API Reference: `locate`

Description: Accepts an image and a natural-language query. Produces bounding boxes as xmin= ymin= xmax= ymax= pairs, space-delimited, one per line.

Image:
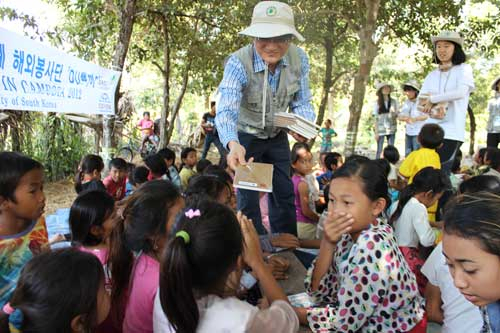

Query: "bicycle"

xmin=117 ymin=132 xmax=157 ymax=163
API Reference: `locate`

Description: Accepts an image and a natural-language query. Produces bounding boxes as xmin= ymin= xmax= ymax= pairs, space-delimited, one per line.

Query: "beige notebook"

xmin=233 ymin=162 xmax=273 ymax=193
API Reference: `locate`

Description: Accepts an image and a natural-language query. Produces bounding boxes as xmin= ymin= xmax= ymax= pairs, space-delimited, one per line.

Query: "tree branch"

xmin=152 ymin=61 xmax=166 ymax=76
xmin=172 ymin=12 xmax=220 ymax=28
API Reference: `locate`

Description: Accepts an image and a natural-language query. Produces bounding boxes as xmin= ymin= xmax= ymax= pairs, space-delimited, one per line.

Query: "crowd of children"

xmin=3 ymin=116 xmax=500 ymax=333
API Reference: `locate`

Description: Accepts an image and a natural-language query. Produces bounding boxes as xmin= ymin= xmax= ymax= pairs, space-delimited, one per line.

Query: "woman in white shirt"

xmin=420 ymin=31 xmax=475 ymax=173
xmin=390 ymin=167 xmax=448 ymax=295
xmin=373 ymin=82 xmax=399 ymax=159
xmin=487 ymin=76 xmax=500 ymax=148
xmin=398 ymin=80 xmax=428 ymax=156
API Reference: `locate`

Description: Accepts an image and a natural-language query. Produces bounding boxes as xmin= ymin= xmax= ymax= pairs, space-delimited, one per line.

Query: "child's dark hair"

xmin=0 ymin=152 xmax=43 ymax=202
xmin=159 ymin=200 xmax=243 ymax=333
xmin=375 ymin=158 xmax=391 ymax=178
xmin=109 ymin=157 xmax=127 ymax=171
xmin=488 ymin=148 xmax=500 ymax=170
xmin=130 ymin=166 xmax=149 ymax=186
xmin=184 ymin=175 xmax=231 ymax=206
xmin=383 ymin=145 xmax=400 ymax=164
xmin=203 ymin=165 xmax=232 ymax=185
xmin=291 ymin=142 xmax=311 ymax=164
xmin=324 ymin=152 xmax=342 ymax=171
xmin=444 ymin=192 xmax=500 ymax=256
xmin=376 ymin=89 xmax=392 ymax=114
xmin=157 ymin=147 xmax=176 ymax=162
xmin=484 ymin=147 xmax=497 ymax=165
xmin=143 ymin=111 xmax=150 ymax=117
xmin=477 ymin=147 xmax=488 ymax=165
xmin=451 ymin=156 xmax=461 ymax=173
xmin=390 ymin=167 xmax=448 ymax=224
xmin=107 ymin=180 xmax=181 ymax=317
xmin=69 ymin=190 xmax=115 ymax=247
xmin=144 ymin=153 xmax=168 ymax=178
xmin=433 ymin=41 xmax=467 ymax=65
xmin=0 ymin=248 xmax=105 ymax=333
xmin=331 ymin=159 xmax=390 ymax=209
xmin=180 ymin=147 xmax=197 ymax=171
xmin=74 ymin=154 xmax=104 ymax=193
xmin=459 ymin=175 xmax=500 ymax=195
xmin=196 ymin=159 xmax=212 ymax=174
xmin=418 ymin=124 xmax=444 ymax=149
xmin=344 ymin=154 xmax=370 ymax=164
xmin=323 ymin=184 xmax=330 ymax=203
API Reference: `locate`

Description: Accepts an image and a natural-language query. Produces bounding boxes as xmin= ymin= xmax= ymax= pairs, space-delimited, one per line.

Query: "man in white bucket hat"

xmin=215 ymin=1 xmax=315 ymax=235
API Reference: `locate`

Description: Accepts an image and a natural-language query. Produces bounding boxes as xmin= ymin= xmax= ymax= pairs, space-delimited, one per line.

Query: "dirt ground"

xmin=44 ymin=179 xmax=76 ymax=215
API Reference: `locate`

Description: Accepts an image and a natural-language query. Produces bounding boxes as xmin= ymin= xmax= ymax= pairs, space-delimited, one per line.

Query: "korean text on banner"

xmin=0 ymin=28 xmax=121 ymax=115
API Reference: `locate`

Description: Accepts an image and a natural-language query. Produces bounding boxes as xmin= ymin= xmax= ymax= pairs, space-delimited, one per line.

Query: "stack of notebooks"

xmin=274 ymin=112 xmax=320 ymax=140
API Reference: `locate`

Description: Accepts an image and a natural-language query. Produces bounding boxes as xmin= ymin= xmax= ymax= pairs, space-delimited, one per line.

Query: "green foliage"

xmin=0 ymin=6 xmax=40 ymax=35
xmin=47 ymin=0 xmax=120 ymax=65
xmin=2 ymin=113 xmax=92 ymax=181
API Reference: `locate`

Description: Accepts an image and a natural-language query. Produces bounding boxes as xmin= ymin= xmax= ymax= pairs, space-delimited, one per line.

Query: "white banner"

xmin=0 ymin=28 xmax=121 ymax=115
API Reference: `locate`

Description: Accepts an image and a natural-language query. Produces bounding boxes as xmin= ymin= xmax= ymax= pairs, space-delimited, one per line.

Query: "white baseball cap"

xmin=239 ymin=1 xmax=305 ymax=42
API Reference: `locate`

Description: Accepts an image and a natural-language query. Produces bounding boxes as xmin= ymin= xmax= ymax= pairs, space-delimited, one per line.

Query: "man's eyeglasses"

xmin=255 ymin=35 xmax=293 ymax=44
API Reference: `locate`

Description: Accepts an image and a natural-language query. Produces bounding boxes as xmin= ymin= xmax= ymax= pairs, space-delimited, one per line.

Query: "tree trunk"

xmin=10 ymin=123 xmax=21 ymax=152
xmin=158 ymin=13 xmax=171 ymax=149
xmin=343 ymin=0 xmax=380 ymax=156
xmin=468 ymin=104 xmax=476 ymax=156
xmin=102 ymin=0 xmax=136 ymax=165
xmin=166 ymin=59 xmax=192 ymax=144
xmin=316 ymin=38 xmax=334 ymax=128
xmin=94 ymin=127 xmax=102 ymax=154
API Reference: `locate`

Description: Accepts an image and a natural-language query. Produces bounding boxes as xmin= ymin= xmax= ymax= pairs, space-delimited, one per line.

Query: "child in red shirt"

xmin=103 ymin=158 xmax=127 ymax=201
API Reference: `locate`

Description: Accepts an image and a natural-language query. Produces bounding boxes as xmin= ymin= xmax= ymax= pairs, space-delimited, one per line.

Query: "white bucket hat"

xmin=402 ymin=80 xmax=421 ymax=91
xmin=492 ymin=76 xmax=500 ymax=91
xmin=239 ymin=1 xmax=305 ymax=42
xmin=375 ymin=82 xmax=393 ymax=92
xmin=431 ymin=31 xmax=464 ymax=47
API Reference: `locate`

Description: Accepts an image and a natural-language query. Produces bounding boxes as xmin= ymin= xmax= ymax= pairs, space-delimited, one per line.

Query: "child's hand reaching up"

xmin=237 ymin=211 xmax=289 ymax=305
xmin=237 ymin=211 xmax=264 ymax=269
xmin=323 ymin=211 xmax=353 ymax=244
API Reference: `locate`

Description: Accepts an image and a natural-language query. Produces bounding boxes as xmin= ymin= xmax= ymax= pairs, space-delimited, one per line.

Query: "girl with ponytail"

xmin=153 ymin=200 xmax=299 ymax=333
xmin=107 ymin=180 xmax=184 ymax=333
xmin=74 ymin=154 xmax=105 ymax=194
xmin=390 ymin=167 xmax=448 ymax=295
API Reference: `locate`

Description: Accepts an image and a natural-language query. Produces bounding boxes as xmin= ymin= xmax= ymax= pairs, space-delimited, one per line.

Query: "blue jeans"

xmin=376 ymin=134 xmax=395 ymax=159
xmin=405 ymin=135 xmax=420 ymax=156
xmin=237 ymin=131 xmax=297 ymax=236
xmin=201 ymin=133 xmax=227 ymax=165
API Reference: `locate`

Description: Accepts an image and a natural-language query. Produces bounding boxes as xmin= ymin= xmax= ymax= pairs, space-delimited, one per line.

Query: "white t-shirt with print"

xmin=421 ymin=243 xmax=483 ymax=333
xmin=421 ymin=63 xmax=475 ymax=142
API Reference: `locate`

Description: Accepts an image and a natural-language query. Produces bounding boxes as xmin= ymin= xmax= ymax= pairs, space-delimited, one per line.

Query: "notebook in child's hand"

xmin=288 ymin=292 xmax=315 ymax=308
xmin=233 ymin=162 xmax=273 ymax=193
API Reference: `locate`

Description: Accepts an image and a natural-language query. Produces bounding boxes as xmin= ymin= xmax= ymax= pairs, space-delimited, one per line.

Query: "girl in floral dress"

xmin=297 ymin=158 xmax=426 ymax=332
